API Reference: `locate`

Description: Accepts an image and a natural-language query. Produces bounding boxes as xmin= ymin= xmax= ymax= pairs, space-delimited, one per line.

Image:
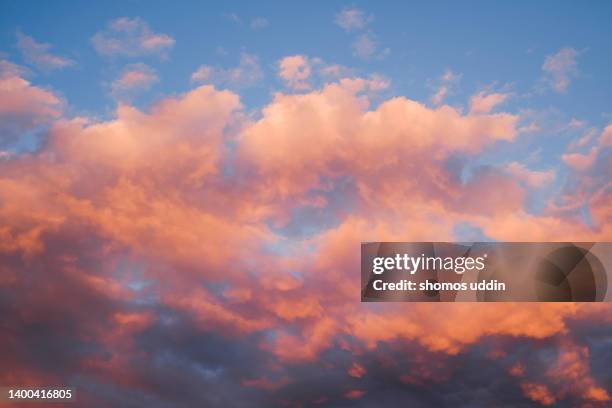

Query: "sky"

xmin=0 ymin=1 xmax=611 ymax=407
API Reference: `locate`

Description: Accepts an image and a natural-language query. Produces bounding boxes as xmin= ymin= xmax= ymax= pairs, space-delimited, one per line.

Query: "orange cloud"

xmin=344 ymin=389 xmax=366 ymax=399
xmin=0 ymin=72 xmax=610 ymax=406
xmin=347 ymin=362 xmax=366 ymax=378
xmin=521 ymin=382 xmax=556 ymax=406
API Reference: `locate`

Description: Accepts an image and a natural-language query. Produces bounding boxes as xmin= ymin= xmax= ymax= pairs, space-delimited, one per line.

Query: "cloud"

xmin=546 ymin=342 xmax=610 ymax=402
xmin=430 ymin=70 xmax=461 ymax=105
xmin=568 ymin=128 xmax=598 ymax=150
xmin=0 ymin=68 xmax=610 ymax=407
xmin=352 ymin=34 xmax=379 ymax=59
xmin=542 ymin=47 xmax=579 ymax=93
xmin=335 ymin=7 xmax=370 ymax=31
xmin=600 ymin=123 xmax=612 ymax=147
xmin=562 ymin=124 xmax=611 ymax=172
xmin=276 ymin=55 xmax=388 ymax=94
xmin=334 ymin=8 xmax=387 ymax=60
xmin=192 ymin=52 xmax=263 ymax=89
xmin=91 ymin=17 xmax=175 ymax=58
xmin=504 ymin=161 xmax=555 ymax=187
xmin=0 ymin=59 xmax=62 ymax=147
xmin=250 ymin=17 xmax=269 ymax=29
xmin=469 ymin=91 xmax=508 ymax=114
xmin=520 ymin=382 xmax=556 ymax=405
xmin=347 ymin=362 xmax=366 ymax=378
xmin=562 ymin=147 xmax=598 ymax=171
xmin=16 ymin=32 xmax=74 ymax=71
xmin=277 ymin=55 xmax=312 ymax=90
xmin=111 ymin=63 xmax=158 ymax=99
xmin=344 ymin=389 xmax=366 ymax=399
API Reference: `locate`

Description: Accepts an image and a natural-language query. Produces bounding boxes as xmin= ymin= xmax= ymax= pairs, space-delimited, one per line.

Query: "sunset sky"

xmin=1 ymin=1 xmax=611 ymax=406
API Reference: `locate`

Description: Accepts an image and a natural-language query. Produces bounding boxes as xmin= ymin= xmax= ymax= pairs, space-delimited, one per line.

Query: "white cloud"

xmin=92 ymin=17 xmax=175 ymax=58
xmin=16 ymin=32 xmax=74 ymax=71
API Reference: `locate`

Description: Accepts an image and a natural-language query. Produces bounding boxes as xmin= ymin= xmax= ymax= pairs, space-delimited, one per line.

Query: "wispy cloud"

xmin=250 ymin=17 xmax=269 ymax=29
xmin=192 ymin=52 xmax=263 ymax=88
xmin=469 ymin=91 xmax=509 ymax=114
xmin=430 ymin=69 xmax=461 ymax=105
xmin=92 ymin=17 xmax=175 ymax=58
xmin=16 ymin=32 xmax=74 ymax=71
xmin=503 ymin=161 xmax=555 ymax=187
xmin=542 ymin=47 xmax=579 ymax=93
xmin=111 ymin=63 xmax=158 ymax=99
xmin=335 ymin=7 xmax=371 ymax=31
xmin=352 ymin=34 xmax=376 ymax=59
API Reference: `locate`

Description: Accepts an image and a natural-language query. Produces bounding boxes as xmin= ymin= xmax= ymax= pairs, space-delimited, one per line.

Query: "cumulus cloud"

xmin=91 ymin=17 xmax=175 ymax=58
xmin=335 ymin=7 xmax=370 ymax=31
xmin=111 ymin=63 xmax=158 ymax=100
xmin=192 ymin=52 xmax=263 ymax=88
xmin=543 ymin=47 xmax=579 ymax=93
xmin=16 ymin=32 xmax=74 ymax=71
xmin=0 ymin=68 xmax=610 ymax=407
xmin=0 ymin=59 xmax=62 ymax=147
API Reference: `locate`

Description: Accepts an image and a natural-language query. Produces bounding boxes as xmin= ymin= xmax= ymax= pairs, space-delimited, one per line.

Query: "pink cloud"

xmin=504 ymin=161 xmax=555 ymax=187
xmin=562 ymin=146 xmax=598 ymax=171
xmin=91 ymin=17 xmax=175 ymax=58
xmin=16 ymin=32 xmax=74 ymax=71
xmin=277 ymin=55 xmax=312 ymax=90
xmin=0 ymin=59 xmax=62 ymax=146
xmin=335 ymin=7 xmax=370 ymax=31
xmin=0 ymin=72 xmax=610 ymax=406
xmin=469 ymin=91 xmax=508 ymax=114
xmin=543 ymin=47 xmax=579 ymax=93
xmin=192 ymin=52 xmax=263 ymax=88
xmin=431 ymin=70 xmax=461 ymax=105
xmin=111 ymin=63 xmax=158 ymax=99
xmin=352 ymin=34 xmax=378 ymax=59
